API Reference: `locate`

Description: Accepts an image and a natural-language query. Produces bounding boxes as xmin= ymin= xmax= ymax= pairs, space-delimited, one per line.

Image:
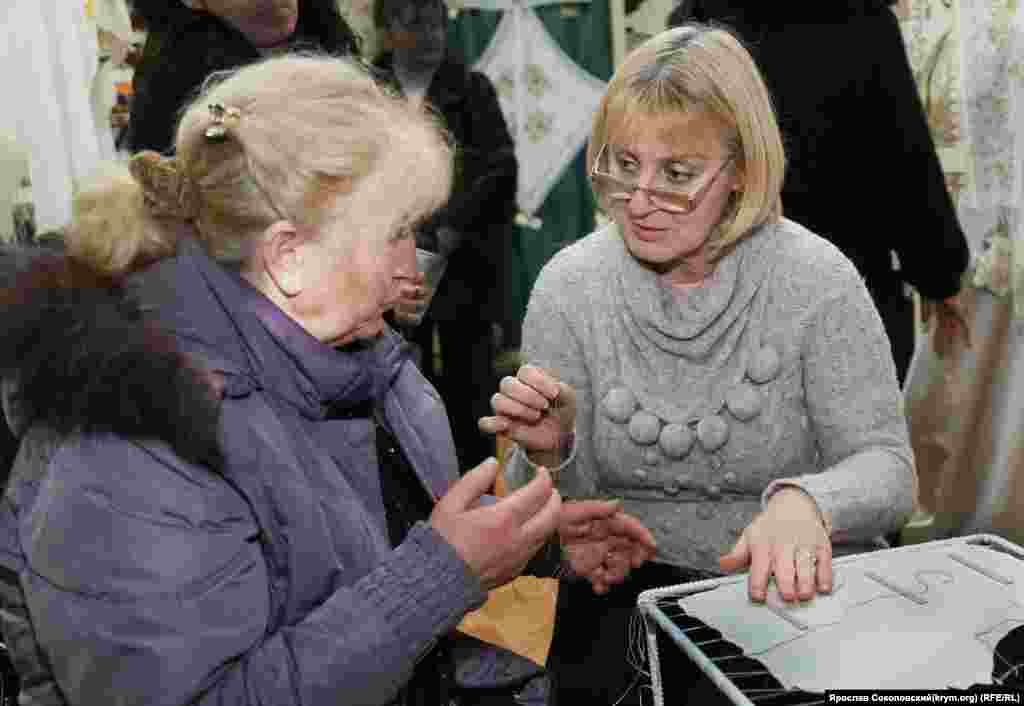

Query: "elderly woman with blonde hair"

xmin=0 ymin=55 xmax=655 ymax=706
xmin=482 ymin=24 xmax=916 ymax=705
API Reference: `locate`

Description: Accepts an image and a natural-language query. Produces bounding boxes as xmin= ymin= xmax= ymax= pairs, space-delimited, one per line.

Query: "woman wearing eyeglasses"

xmin=480 ymin=24 xmax=915 ymax=705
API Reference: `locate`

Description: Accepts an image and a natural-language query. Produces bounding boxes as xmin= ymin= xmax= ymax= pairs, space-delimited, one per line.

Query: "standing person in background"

xmin=374 ymin=0 xmax=519 ymax=470
xmin=482 ymin=25 xmax=917 ymax=705
xmin=127 ymin=0 xmax=361 ymax=154
xmin=669 ymin=0 xmax=970 ymax=383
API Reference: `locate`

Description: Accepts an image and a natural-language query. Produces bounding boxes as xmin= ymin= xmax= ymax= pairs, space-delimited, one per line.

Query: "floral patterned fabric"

xmin=902 ymin=0 xmax=1024 ymax=544
xmin=897 ymin=0 xmax=1024 ymax=308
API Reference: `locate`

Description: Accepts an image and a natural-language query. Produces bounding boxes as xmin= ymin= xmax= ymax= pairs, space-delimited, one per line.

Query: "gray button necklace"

xmin=602 ymin=343 xmax=782 ymax=462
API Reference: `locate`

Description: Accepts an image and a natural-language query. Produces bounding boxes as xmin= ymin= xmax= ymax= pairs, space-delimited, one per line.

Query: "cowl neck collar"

xmin=611 ymin=220 xmax=779 ymax=423
xmin=615 ymin=220 xmax=776 ymax=358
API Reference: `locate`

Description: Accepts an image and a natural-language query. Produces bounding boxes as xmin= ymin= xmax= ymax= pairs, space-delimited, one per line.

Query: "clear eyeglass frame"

xmin=589 ymin=143 xmax=734 ymax=215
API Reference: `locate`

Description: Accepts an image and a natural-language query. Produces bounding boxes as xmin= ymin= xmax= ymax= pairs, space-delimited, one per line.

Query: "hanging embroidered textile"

xmin=463 ymin=0 xmax=607 ymax=217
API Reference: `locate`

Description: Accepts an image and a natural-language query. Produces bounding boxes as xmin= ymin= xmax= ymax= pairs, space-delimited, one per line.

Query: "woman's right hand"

xmin=430 ymin=459 xmax=561 ymax=592
xmin=478 ymin=365 xmax=576 ymax=468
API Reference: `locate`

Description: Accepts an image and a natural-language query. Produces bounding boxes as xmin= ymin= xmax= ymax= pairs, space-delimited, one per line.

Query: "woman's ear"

xmin=260 ymin=220 xmax=307 ymax=297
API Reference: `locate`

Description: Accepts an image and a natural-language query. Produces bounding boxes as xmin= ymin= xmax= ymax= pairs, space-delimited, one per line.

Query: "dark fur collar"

xmin=0 ymin=255 xmax=223 ymax=471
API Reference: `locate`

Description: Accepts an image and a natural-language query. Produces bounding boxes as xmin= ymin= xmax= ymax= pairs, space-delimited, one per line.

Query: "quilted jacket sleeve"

xmin=10 ymin=434 xmax=485 ymax=706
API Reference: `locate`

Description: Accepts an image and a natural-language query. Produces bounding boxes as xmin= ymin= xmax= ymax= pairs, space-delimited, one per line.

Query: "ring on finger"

xmin=794 ymin=547 xmax=817 ymax=567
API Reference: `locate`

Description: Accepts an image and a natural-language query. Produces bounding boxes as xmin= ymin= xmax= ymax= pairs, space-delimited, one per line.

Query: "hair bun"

xmin=129 ymin=151 xmax=198 ymax=220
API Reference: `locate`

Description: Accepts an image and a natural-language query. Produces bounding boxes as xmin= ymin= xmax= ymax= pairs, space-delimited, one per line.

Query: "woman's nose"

xmin=626 ymin=184 xmax=656 ymax=214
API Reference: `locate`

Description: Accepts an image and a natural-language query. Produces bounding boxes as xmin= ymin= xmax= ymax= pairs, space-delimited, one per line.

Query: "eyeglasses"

xmin=590 ymin=143 xmax=734 ymax=214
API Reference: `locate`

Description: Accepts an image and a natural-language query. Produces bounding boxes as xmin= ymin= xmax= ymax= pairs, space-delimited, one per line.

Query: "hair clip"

xmin=205 ymin=102 xmax=242 ymax=142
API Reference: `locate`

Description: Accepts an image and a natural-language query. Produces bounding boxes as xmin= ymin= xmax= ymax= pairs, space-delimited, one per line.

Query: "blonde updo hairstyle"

xmin=66 ymin=54 xmax=453 ymax=276
xmin=587 ymin=24 xmax=785 ymax=261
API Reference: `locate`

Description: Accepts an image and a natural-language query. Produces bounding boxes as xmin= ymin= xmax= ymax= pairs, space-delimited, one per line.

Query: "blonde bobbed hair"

xmin=66 ymin=54 xmax=453 ymax=276
xmin=587 ymin=24 xmax=785 ymax=261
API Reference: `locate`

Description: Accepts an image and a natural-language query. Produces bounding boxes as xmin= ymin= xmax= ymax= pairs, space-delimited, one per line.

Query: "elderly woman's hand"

xmin=718 ymin=487 xmax=833 ymax=603
xmin=558 ymin=500 xmax=656 ymax=594
xmin=430 ymin=459 xmax=562 ymax=592
xmin=479 ymin=365 xmax=576 ymax=470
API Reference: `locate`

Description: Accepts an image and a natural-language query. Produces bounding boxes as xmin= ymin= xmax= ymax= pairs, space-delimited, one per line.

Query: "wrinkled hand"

xmin=430 ymin=459 xmax=562 ymax=592
xmin=479 ymin=365 xmax=576 ymax=470
xmin=559 ymin=500 xmax=657 ymax=594
xmin=719 ymin=488 xmax=833 ymax=603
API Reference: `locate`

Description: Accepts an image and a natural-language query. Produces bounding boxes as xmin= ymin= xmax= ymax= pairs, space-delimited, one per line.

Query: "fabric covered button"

xmin=658 ymin=423 xmax=695 ymax=459
xmin=696 ymin=415 xmax=729 ymax=452
xmin=644 ymin=449 xmax=661 ymax=465
xmin=633 ymin=468 xmax=648 ymax=480
xmin=603 ymin=386 xmax=638 ymax=423
xmin=725 ymin=383 xmax=762 ymax=421
xmin=748 ymin=345 xmax=781 ymax=384
xmin=709 ymin=456 xmax=723 ymax=471
xmin=723 ymin=471 xmax=737 ymax=484
xmin=706 ymin=484 xmax=722 ymax=500
xmin=696 ymin=505 xmax=714 ymax=520
xmin=628 ymin=410 xmax=662 ymax=445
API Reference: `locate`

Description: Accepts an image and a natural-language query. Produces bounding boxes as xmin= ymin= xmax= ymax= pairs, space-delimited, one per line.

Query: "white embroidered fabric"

xmin=467 ymin=3 xmax=606 ymax=215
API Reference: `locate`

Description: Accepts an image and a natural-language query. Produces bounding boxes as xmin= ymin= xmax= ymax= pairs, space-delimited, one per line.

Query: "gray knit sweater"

xmin=506 ymin=218 xmax=916 ymax=572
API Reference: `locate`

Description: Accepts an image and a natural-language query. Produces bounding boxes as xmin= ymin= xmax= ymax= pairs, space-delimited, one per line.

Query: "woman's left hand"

xmin=558 ymin=500 xmax=656 ymax=594
xmin=718 ymin=487 xmax=833 ymax=603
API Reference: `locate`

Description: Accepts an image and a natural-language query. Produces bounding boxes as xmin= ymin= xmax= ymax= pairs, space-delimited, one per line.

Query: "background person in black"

xmin=126 ymin=0 xmax=360 ymax=154
xmin=374 ymin=0 xmax=519 ymax=469
xmin=669 ymin=0 xmax=971 ymax=383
